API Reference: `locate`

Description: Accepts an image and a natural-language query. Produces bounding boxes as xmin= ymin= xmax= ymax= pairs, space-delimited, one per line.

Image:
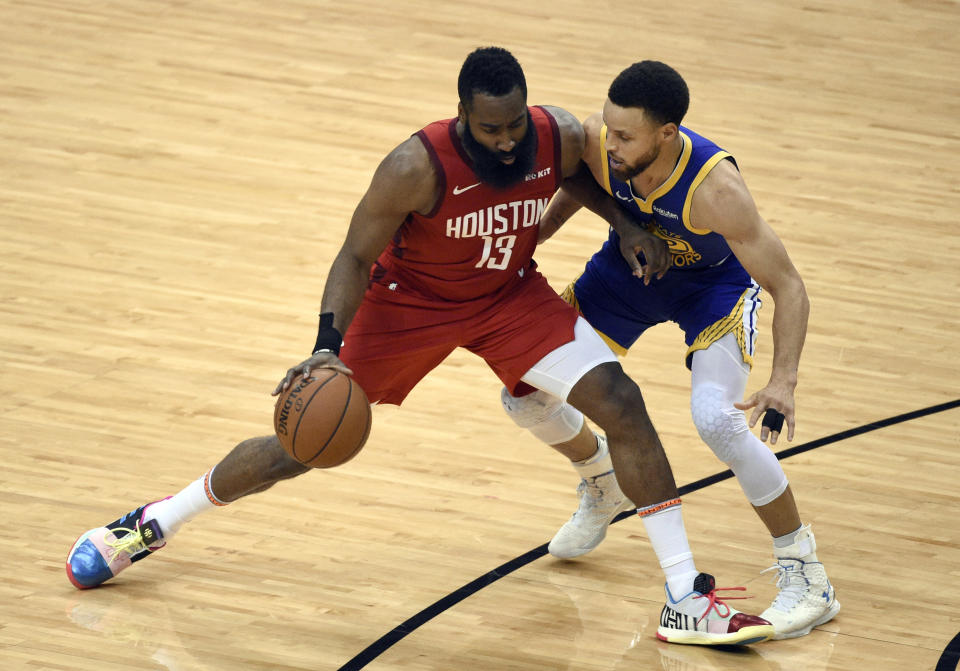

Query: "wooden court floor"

xmin=2 ymin=1 xmax=958 ymax=669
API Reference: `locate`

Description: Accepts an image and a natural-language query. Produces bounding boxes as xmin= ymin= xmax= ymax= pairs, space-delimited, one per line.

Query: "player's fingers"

xmin=734 ymin=392 xmax=758 ymax=412
xmin=273 ymin=370 xmax=295 ymax=396
xmin=760 ymin=425 xmax=770 ymax=442
xmin=619 ymin=243 xmax=643 ymax=277
xmin=760 ymin=407 xmax=786 ymax=444
xmin=748 ymin=405 xmax=763 ymax=428
xmin=786 ymin=415 xmax=796 ymax=441
xmin=652 ymin=250 xmax=668 ymax=277
xmin=319 ymin=362 xmax=351 ymax=376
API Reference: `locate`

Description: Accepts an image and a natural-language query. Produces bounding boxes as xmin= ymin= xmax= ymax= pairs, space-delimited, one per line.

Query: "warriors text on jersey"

xmin=370 ymin=105 xmax=563 ymax=302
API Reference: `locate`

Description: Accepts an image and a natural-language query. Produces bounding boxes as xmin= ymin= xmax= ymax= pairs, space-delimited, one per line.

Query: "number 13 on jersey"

xmin=475 ymin=234 xmax=517 ymax=270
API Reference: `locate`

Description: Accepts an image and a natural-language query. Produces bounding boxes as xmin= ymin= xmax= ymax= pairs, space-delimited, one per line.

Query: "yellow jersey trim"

xmin=684 ymin=286 xmax=755 ymax=368
xmin=560 ymin=281 xmax=628 ymax=357
xmin=681 ymin=150 xmax=731 ymax=235
xmin=598 ymin=127 xmax=693 ymax=213
xmin=633 ymin=130 xmax=693 ymax=213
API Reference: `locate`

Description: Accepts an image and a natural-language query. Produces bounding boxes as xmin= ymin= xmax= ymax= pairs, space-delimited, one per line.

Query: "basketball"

xmin=273 ymin=370 xmax=372 ymax=468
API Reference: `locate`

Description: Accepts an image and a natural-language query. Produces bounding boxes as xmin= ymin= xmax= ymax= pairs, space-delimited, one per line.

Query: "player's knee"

xmin=501 ymin=387 xmax=583 ymax=444
xmin=569 ymin=362 xmax=648 ymax=428
xmin=690 ymin=384 xmax=749 ymax=464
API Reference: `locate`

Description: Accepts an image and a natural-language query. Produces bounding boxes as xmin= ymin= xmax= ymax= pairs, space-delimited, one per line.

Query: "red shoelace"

xmin=693 ymin=585 xmax=751 ymax=621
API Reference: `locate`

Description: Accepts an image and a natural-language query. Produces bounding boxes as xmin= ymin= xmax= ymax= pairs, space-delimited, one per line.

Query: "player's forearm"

xmin=539 ymin=188 xmax=583 ymax=242
xmin=768 ymin=278 xmax=809 ymax=387
xmin=561 ymin=162 xmax=643 ymax=238
xmin=560 ymin=162 xmax=609 ymax=214
xmin=319 ymin=247 xmax=372 ymax=336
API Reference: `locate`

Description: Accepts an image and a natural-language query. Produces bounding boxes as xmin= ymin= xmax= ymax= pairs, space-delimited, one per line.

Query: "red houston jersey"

xmin=370 ymin=106 xmax=563 ymax=302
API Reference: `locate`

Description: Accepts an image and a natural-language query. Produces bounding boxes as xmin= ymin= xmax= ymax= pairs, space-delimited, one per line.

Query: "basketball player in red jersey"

xmin=66 ymin=47 xmax=773 ymax=646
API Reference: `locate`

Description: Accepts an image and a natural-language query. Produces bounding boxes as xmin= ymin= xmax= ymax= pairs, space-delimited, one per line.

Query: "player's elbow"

xmin=768 ymin=271 xmax=808 ymax=314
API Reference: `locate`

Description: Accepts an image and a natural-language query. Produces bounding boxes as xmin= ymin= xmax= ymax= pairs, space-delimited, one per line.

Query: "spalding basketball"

xmin=273 ymin=370 xmax=372 ymax=468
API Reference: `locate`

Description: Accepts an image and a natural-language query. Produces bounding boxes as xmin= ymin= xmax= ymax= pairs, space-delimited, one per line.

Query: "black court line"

xmin=937 ymin=631 xmax=960 ymax=671
xmin=338 ymin=399 xmax=960 ymax=671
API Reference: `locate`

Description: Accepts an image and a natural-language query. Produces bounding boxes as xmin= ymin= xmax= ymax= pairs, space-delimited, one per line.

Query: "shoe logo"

xmin=660 ymin=605 xmax=695 ymax=631
xmin=452 ymin=183 xmax=481 ymax=195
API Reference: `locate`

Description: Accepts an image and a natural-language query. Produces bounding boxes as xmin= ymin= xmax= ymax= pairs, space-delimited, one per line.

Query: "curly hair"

xmin=457 ymin=46 xmax=527 ymax=108
xmin=608 ymin=61 xmax=689 ymax=126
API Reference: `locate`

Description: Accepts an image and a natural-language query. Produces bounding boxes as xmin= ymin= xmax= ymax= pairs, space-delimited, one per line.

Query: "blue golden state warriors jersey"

xmin=597 ymin=125 xmax=737 ymax=270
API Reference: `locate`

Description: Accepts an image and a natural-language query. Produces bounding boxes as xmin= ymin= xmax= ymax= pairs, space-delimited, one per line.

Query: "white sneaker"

xmin=760 ymin=525 xmax=840 ymax=639
xmin=548 ymin=437 xmax=634 ymax=559
xmin=657 ymin=573 xmax=774 ymax=646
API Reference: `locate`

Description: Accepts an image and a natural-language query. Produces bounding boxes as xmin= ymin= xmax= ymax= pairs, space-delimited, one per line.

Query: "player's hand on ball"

xmin=273 ymin=352 xmax=354 ymax=396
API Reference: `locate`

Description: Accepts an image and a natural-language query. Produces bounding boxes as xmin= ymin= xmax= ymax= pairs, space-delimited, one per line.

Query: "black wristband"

xmin=312 ymin=312 xmax=342 ymax=356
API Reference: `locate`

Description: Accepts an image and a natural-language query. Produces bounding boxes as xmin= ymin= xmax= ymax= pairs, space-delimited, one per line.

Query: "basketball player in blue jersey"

xmin=500 ymin=61 xmax=839 ymax=640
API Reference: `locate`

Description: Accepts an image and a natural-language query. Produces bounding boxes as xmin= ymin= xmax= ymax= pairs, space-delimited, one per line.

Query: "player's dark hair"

xmin=458 ymin=46 xmax=527 ymax=109
xmin=608 ymin=61 xmax=689 ymax=126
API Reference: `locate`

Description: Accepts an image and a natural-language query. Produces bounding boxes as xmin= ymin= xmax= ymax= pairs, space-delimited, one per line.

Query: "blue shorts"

xmin=565 ymin=252 xmax=762 ymax=369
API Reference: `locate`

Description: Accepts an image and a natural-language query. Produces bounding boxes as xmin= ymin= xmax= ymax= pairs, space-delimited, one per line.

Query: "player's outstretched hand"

xmin=734 ymin=382 xmax=796 ymax=445
xmin=273 ymin=352 xmax=354 ymax=396
xmin=617 ymin=224 xmax=670 ymax=285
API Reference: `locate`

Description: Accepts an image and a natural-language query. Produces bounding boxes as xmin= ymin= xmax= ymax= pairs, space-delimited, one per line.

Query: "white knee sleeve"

xmin=690 ymin=383 xmax=787 ymax=506
xmin=690 ymin=334 xmax=789 ymax=507
xmin=501 ymin=387 xmax=584 ymax=445
xmin=690 ymin=384 xmax=751 ymax=464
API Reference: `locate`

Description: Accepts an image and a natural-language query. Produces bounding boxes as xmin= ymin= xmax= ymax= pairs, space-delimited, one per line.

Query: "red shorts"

xmin=340 ymin=270 xmax=578 ymax=405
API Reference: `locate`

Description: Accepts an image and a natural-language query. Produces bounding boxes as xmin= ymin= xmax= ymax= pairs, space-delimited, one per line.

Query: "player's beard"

xmin=610 ymin=144 xmax=660 ymax=181
xmin=462 ymin=111 xmax=538 ymax=189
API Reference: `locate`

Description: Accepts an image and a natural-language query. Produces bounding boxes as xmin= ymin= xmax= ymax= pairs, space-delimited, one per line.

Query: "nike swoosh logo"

xmin=615 ymin=191 xmax=632 ymax=202
xmin=452 ymin=183 xmax=481 ymax=195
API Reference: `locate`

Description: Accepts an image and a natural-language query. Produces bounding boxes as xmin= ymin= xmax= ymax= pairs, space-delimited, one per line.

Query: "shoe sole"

xmin=656 ymin=623 xmax=775 ymax=646
xmin=548 ymin=499 xmax=636 ymax=559
xmin=771 ymin=599 xmax=841 ymax=640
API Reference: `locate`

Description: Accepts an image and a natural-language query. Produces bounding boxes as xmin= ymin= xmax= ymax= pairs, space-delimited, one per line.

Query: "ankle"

xmin=572 ymin=436 xmax=612 ymax=478
xmin=773 ymin=523 xmax=818 ymax=562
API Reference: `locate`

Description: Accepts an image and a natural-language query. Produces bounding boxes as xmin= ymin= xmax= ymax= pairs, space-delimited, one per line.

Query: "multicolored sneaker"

xmin=760 ymin=524 xmax=840 ymax=639
xmin=657 ymin=573 xmax=774 ymax=646
xmin=66 ymin=500 xmax=168 ymax=589
xmin=548 ymin=436 xmax=635 ymax=559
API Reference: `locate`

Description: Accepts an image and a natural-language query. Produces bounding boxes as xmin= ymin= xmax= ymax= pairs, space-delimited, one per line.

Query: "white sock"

xmin=144 ymin=468 xmax=225 ymax=539
xmin=773 ymin=523 xmax=819 ymax=562
xmin=773 ymin=525 xmax=803 ymax=548
xmin=571 ymin=435 xmax=612 ymax=478
xmin=638 ymin=498 xmax=699 ymax=598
